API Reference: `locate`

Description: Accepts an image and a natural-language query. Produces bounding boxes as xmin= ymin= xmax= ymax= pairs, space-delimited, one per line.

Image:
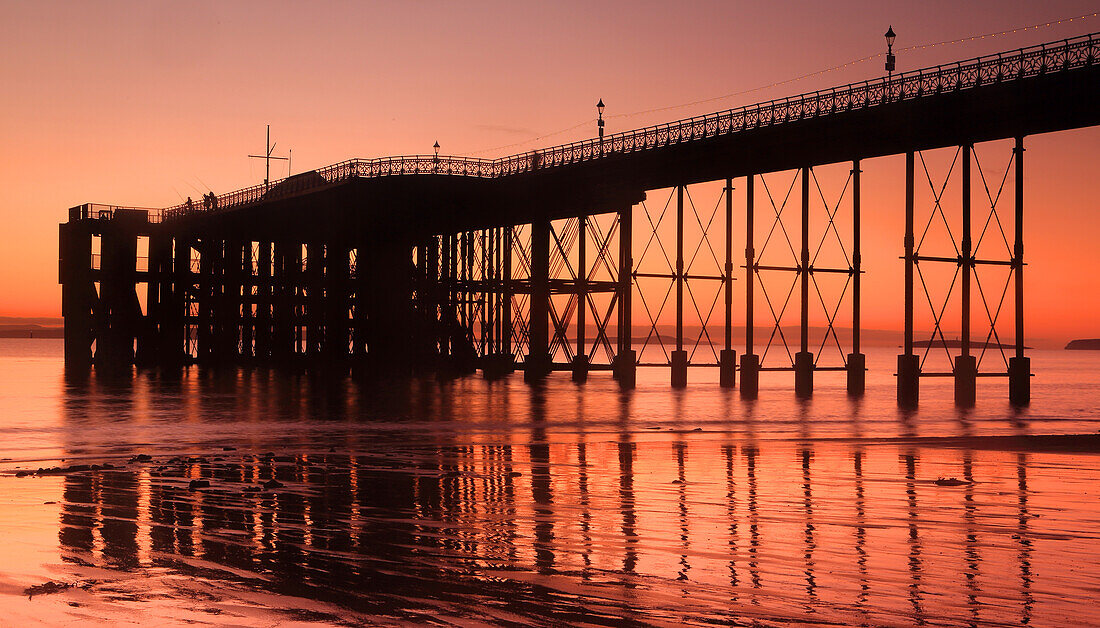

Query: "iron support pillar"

xmin=742 ymin=174 xmax=759 ymax=399
xmin=672 ymin=185 xmax=687 ymax=388
xmin=795 ymin=167 xmax=813 ymax=398
xmin=847 ymin=160 xmax=865 ymax=396
xmin=502 ymin=227 xmax=514 ymax=371
xmin=1010 ymin=136 xmax=1031 ymax=405
xmin=256 ymin=242 xmax=272 ymax=360
xmin=172 ymin=236 xmax=192 ymax=362
xmin=59 ymin=220 xmax=94 ymax=366
xmin=573 ymin=214 xmax=589 ymax=382
xmin=197 ymin=239 xmax=213 ymax=362
xmin=739 ymin=353 xmax=759 ymax=399
xmin=98 ymin=215 xmax=143 ymax=368
xmin=526 ymin=219 xmax=552 ymax=381
xmin=720 ymin=178 xmax=737 ymax=388
xmin=325 ymin=241 xmax=350 ymax=364
xmin=616 ymin=207 xmax=636 ymax=389
xmin=898 ymin=151 xmax=919 ymax=406
xmin=955 ymin=144 xmax=977 ymax=407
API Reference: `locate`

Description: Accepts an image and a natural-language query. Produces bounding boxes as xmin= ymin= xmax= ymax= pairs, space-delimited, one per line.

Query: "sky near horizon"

xmin=1 ymin=1 xmax=1098 ymax=342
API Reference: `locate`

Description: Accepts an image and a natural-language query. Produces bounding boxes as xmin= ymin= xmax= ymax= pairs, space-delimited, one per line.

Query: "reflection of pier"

xmin=58 ymin=33 xmax=1100 ymax=406
xmin=57 ymin=433 xmax=1057 ymax=622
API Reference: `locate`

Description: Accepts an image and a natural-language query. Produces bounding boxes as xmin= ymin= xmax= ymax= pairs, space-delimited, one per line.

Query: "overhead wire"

xmin=462 ymin=11 xmax=1098 ymax=157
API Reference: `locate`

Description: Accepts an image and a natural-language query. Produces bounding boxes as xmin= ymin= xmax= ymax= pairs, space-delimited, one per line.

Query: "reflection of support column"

xmin=740 ymin=175 xmax=760 ymax=398
xmin=720 ymin=179 xmax=737 ymax=388
xmin=672 ymin=185 xmax=688 ymax=387
xmin=525 ymin=219 xmax=551 ymax=381
xmin=618 ymin=439 xmax=638 ymax=574
xmin=801 ymin=448 xmax=817 ymax=600
xmin=675 ymin=441 xmax=691 ymax=581
xmin=955 ymin=144 xmax=977 ymax=407
xmin=853 ymin=449 xmax=870 ymax=614
xmin=847 ymin=160 xmax=866 ymax=396
xmin=1009 ymin=137 xmax=1030 ymax=406
xmin=617 ymin=207 xmax=637 ymax=388
xmin=744 ymin=445 xmax=761 ymax=591
xmin=898 ymin=152 xmax=920 ymax=406
xmin=905 ymin=452 xmax=925 ymax=617
xmin=1016 ymin=453 xmax=1034 ymax=623
xmin=795 ymin=167 xmax=813 ymax=397
xmin=724 ymin=444 xmax=739 ymax=594
xmin=572 ymin=214 xmax=589 ymax=382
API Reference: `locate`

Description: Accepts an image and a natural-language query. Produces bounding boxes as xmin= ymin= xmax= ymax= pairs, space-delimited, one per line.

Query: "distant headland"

xmin=1065 ymin=339 xmax=1100 ymax=350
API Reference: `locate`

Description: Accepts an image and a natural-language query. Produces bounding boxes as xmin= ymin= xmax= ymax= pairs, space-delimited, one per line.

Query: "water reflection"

xmin=38 ymin=367 xmax=1100 ymax=624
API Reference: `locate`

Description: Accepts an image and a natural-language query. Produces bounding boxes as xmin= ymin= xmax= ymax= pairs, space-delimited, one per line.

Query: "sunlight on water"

xmin=1 ymin=339 xmax=1099 ymax=625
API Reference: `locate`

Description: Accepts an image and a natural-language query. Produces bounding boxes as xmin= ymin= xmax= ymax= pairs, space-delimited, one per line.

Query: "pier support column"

xmin=173 ymin=236 xmax=193 ymax=362
xmin=739 ymin=353 xmax=759 ymax=399
xmin=795 ymin=167 xmax=812 ymax=398
xmin=720 ymin=178 xmax=737 ymax=388
xmin=671 ymin=350 xmax=688 ymax=388
xmin=59 ymin=214 xmax=95 ymax=366
xmin=672 ymin=185 xmax=687 ymax=388
xmin=794 ymin=352 xmax=814 ymax=398
xmin=616 ymin=206 xmax=636 ymax=389
xmin=1010 ymin=136 xmax=1031 ymax=406
xmin=955 ymin=144 xmax=976 ymax=407
xmin=97 ymin=210 xmax=145 ymax=368
xmin=898 ymin=151 xmax=919 ymax=407
xmin=525 ymin=219 xmax=552 ymax=381
xmin=847 ymin=160 xmax=865 ymax=396
xmin=741 ymin=174 xmax=759 ymax=399
xmin=573 ymin=214 xmax=589 ymax=382
xmin=255 ymin=242 xmax=272 ymax=361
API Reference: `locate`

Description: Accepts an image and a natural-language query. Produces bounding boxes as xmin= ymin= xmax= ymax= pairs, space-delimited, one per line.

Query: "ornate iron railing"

xmin=149 ymin=32 xmax=1096 ymax=223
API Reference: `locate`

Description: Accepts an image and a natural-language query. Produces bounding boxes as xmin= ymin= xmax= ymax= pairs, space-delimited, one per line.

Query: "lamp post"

xmin=433 ymin=141 xmax=440 ymax=172
xmin=885 ymin=26 xmax=896 ymax=79
xmin=597 ymin=99 xmax=605 ymax=155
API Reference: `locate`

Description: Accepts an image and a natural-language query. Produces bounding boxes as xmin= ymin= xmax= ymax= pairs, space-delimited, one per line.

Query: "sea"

xmin=1 ymin=338 xmax=1099 ymax=626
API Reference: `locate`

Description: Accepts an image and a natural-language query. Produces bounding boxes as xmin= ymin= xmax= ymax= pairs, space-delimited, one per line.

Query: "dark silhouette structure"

xmin=59 ymin=33 xmax=1100 ymax=406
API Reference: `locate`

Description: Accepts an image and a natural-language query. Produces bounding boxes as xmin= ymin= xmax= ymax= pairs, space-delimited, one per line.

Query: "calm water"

xmin=2 ymin=338 xmax=1099 ymax=626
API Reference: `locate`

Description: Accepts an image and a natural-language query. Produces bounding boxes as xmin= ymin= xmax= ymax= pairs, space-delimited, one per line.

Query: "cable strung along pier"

xmin=60 ymin=33 xmax=1100 ymax=406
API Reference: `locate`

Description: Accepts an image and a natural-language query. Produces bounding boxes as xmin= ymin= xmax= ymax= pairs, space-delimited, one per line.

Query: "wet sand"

xmin=2 ymin=343 xmax=1100 ymax=625
xmin=3 ymin=432 xmax=1100 ymax=626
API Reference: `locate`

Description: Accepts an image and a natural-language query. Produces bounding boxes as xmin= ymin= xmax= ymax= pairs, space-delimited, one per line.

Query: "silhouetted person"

xmin=185 ymin=197 xmax=194 ymax=213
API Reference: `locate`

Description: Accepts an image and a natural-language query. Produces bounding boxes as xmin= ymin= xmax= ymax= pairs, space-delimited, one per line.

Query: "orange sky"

xmin=1 ymin=1 xmax=1097 ymax=342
